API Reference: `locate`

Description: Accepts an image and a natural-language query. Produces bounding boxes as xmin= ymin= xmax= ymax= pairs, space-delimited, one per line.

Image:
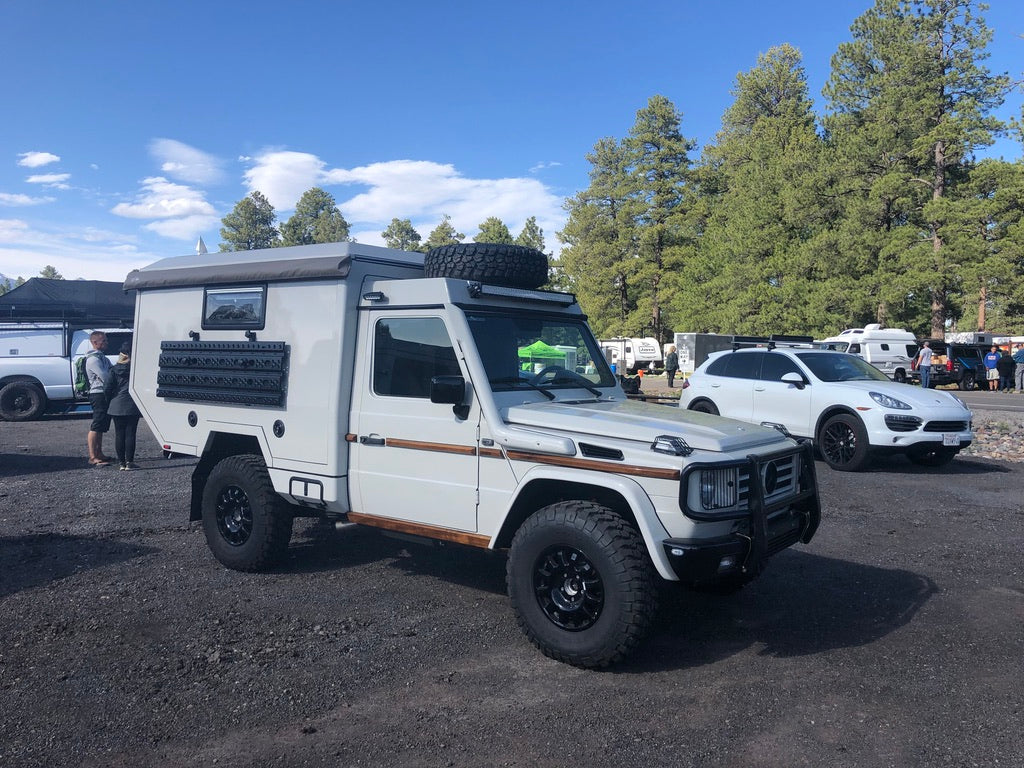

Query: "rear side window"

xmin=707 ymin=352 xmax=762 ymax=379
xmin=202 ymin=285 xmax=266 ymax=329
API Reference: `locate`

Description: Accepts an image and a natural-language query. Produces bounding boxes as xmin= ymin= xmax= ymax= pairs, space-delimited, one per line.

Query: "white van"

xmin=819 ymin=324 xmax=918 ymax=383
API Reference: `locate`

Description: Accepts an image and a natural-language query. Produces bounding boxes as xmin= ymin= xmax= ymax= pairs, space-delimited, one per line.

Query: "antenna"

xmin=196 ymin=236 xmax=208 ymax=255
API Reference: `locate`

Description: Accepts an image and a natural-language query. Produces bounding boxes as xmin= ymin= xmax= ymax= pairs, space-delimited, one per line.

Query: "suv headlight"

xmin=698 ymin=467 xmax=738 ymax=510
xmin=869 ymin=391 xmax=911 ymax=410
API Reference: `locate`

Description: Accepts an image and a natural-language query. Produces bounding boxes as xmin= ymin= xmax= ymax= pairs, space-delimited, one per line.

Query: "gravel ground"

xmin=1 ymin=414 xmax=1023 ymax=768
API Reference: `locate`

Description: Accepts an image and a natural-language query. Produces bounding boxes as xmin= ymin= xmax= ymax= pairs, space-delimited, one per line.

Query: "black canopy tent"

xmin=0 ymin=279 xmax=135 ymax=325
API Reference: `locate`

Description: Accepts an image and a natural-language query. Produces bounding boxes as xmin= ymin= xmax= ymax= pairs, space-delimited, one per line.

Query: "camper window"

xmin=202 ymin=285 xmax=266 ymax=330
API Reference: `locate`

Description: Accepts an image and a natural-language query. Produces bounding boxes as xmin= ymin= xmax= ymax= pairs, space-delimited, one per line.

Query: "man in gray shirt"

xmin=85 ymin=331 xmax=113 ymax=465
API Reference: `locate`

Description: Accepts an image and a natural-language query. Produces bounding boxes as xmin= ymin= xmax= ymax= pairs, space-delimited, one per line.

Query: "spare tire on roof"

xmin=424 ymin=243 xmax=548 ymax=290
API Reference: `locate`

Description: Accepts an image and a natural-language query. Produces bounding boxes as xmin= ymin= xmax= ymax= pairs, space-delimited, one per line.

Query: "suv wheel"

xmin=689 ymin=400 xmax=719 ymax=416
xmin=201 ymin=454 xmax=294 ymax=572
xmin=818 ymin=413 xmax=871 ymax=472
xmin=507 ymin=501 xmax=657 ymax=668
xmin=957 ymin=372 xmax=976 ymax=391
xmin=424 ymin=243 xmax=548 ymax=289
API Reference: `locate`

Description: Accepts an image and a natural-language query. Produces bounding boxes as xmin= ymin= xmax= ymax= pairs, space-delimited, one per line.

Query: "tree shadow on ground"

xmin=0 ymin=533 xmax=158 ymax=599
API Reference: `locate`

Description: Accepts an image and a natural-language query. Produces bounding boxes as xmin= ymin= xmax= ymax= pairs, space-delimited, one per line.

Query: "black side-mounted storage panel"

xmin=157 ymin=340 xmax=288 ymax=407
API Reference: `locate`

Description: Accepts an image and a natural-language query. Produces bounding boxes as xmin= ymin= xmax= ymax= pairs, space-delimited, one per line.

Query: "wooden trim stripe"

xmin=505 ymin=450 xmax=680 ymax=480
xmin=346 ymin=511 xmax=491 ymax=548
xmin=478 ymin=447 xmax=505 ymax=459
xmin=345 ymin=433 xmax=358 ymax=442
xmin=384 ymin=437 xmax=478 ymax=456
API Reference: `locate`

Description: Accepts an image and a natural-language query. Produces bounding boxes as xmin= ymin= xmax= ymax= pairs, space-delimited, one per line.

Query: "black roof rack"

xmin=732 ymin=334 xmax=815 ymax=351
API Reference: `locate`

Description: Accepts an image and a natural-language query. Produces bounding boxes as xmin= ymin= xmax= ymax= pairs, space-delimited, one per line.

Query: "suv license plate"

xmin=942 ymin=433 xmax=959 ymax=446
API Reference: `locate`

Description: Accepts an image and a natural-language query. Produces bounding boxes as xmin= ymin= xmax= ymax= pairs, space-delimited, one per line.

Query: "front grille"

xmin=924 ymin=420 xmax=969 ymax=432
xmin=885 ymin=414 xmax=922 ymax=432
xmin=738 ymin=453 xmax=798 ymax=508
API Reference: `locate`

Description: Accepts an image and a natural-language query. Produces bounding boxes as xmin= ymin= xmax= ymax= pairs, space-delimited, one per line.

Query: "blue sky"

xmin=2 ymin=0 xmax=1021 ymax=283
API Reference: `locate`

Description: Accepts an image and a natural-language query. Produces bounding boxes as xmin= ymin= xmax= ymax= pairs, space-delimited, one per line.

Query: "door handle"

xmin=754 ymin=386 xmax=766 ymax=392
xmin=359 ymin=435 xmax=385 ymax=446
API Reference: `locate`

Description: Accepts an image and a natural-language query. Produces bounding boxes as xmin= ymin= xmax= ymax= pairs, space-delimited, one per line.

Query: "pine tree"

xmin=474 ymin=217 xmax=514 ymax=244
xmin=382 ymin=218 xmax=422 ymax=251
xmin=825 ymin=0 xmax=1009 ymax=337
xmin=280 ymin=187 xmax=350 ymax=246
xmin=219 ymin=191 xmax=280 ymax=251
xmin=422 ymin=215 xmax=465 ymax=251
xmin=515 ymin=217 xmax=546 ymax=252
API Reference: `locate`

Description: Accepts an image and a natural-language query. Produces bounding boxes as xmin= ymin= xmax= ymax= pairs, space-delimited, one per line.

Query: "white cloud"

xmin=243 ymin=152 xmax=565 ymax=246
xmin=529 ymin=161 xmax=562 ymax=173
xmin=26 ymin=173 xmax=71 ymax=189
xmin=0 ymin=220 xmax=157 ymax=282
xmin=150 ymin=138 xmax=225 ymax=184
xmin=17 ymin=151 xmax=60 ymax=168
xmin=110 ymin=177 xmax=219 ymax=241
xmin=0 ymin=192 xmax=55 ymax=206
xmin=244 ymin=151 xmax=326 ymax=211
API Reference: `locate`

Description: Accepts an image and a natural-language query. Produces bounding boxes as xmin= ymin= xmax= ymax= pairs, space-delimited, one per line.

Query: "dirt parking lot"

xmin=1 ymin=415 xmax=1023 ymax=767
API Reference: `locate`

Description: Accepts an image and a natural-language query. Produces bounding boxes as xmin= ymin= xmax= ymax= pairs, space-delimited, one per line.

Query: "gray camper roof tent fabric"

xmin=0 ymin=279 xmax=135 ymax=325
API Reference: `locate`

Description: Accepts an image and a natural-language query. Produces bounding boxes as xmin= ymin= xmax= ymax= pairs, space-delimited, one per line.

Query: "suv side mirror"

xmin=430 ymin=375 xmax=466 ymax=405
xmin=781 ymin=371 xmax=806 ymax=390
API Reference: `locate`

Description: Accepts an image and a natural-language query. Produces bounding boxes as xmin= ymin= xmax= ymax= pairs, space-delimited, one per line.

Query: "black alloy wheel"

xmin=533 ymin=544 xmax=605 ymax=631
xmin=214 ymin=484 xmax=254 ymax=547
xmin=819 ymin=413 xmax=870 ymax=471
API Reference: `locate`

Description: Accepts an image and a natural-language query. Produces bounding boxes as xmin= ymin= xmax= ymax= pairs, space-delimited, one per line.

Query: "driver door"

xmin=348 ymin=313 xmax=479 ymax=532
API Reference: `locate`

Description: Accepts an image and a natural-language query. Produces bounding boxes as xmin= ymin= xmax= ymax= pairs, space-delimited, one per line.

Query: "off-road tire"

xmin=0 ymin=380 xmax=47 ymax=421
xmin=905 ymin=443 xmax=959 ymax=467
xmin=818 ymin=413 xmax=871 ymax=472
xmin=201 ymin=454 xmax=294 ymax=572
xmin=424 ymin=243 xmax=548 ymax=289
xmin=507 ymin=501 xmax=657 ymax=669
xmin=689 ymin=399 xmax=720 ymax=416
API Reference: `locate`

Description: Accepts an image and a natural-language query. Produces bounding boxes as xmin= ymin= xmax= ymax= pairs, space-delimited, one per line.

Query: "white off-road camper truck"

xmin=125 ymin=242 xmax=820 ymax=668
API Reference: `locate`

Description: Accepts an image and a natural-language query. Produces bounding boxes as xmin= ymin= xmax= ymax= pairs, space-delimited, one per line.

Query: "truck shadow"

xmin=626 ymin=549 xmax=937 ymax=672
xmin=283 ymin=522 xmax=508 ymax=592
xmin=0 ymin=533 xmax=158 ymax=599
xmin=858 ymin=455 xmax=1015 ymax=475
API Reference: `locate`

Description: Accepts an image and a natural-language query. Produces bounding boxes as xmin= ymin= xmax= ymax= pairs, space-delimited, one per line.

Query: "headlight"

xmin=699 ymin=468 xmax=738 ymax=510
xmin=869 ymin=391 xmax=911 ymax=410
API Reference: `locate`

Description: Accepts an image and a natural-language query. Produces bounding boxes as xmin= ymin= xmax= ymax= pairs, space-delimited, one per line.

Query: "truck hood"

xmin=503 ymin=399 xmax=787 ymax=454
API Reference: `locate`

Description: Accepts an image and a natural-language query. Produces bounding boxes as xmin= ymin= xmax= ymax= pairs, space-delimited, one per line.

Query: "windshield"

xmin=465 ymin=312 xmax=616 ymax=393
xmin=796 ymin=351 xmax=890 ymax=382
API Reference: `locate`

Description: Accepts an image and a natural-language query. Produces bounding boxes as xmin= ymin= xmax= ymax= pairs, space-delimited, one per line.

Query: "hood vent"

xmin=579 ymin=443 xmax=624 ymax=461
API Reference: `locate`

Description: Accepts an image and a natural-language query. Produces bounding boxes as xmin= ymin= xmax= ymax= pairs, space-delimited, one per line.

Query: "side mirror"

xmin=430 ymin=375 xmax=466 ymax=405
xmin=781 ymin=371 xmax=806 ymax=390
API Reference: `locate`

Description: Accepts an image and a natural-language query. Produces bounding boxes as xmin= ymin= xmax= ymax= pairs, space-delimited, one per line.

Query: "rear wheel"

xmin=507 ymin=501 xmax=657 ymax=668
xmin=201 ymin=454 xmax=293 ymax=572
xmin=905 ymin=443 xmax=958 ymax=467
xmin=818 ymin=413 xmax=871 ymax=472
xmin=689 ymin=400 xmax=719 ymax=416
xmin=0 ymin=381 xmax=47 ymax=421
xmin=957 ymin=372 xmax=976 ymax=391
xmin=893 ymin=369 xmax=907 ymax=384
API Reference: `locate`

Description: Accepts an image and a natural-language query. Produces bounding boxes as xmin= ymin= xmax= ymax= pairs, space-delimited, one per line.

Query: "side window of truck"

xmin=373 ymin=317 xmax=460 ymax=398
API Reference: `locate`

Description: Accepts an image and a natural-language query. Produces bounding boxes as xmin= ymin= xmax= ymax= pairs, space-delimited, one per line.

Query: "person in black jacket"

xmin=103 ymin=342 xmax=143 ymax=470
xmin=996 ymin=349 xmax=1015 ymax=392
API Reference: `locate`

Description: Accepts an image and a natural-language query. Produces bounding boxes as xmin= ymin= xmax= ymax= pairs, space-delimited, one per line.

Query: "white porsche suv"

xmin=679 ymin=343 xmax=974 ymax=471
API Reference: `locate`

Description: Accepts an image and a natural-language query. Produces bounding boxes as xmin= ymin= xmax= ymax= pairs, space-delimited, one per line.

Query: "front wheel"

xmin=818 ymin=413 xmax=871 ymax=472
xmin=689 ymin=400 xmax=720 ymax=416
xmin=0 ymin=381 xmax=47 ymax=421
xmin=905 ymin=443 xmax=958 ymax=467
xmin=507 ymin=501 xmax=657 ymax=668
xmin=201 ymin=454 xmax=294 ymax=572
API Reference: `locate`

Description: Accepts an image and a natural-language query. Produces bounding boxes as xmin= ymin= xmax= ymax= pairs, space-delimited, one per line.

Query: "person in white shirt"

xmin=916 ymin=341 xmax=934 ymax=388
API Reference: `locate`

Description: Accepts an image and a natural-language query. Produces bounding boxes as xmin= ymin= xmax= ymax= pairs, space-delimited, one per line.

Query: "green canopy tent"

xmin=518 ymin=339 xmax=566 ymax=371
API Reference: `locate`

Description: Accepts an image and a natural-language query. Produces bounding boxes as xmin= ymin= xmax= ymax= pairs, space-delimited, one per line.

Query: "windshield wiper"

xmin=490 ymin=376 xmax=556 ymax=400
